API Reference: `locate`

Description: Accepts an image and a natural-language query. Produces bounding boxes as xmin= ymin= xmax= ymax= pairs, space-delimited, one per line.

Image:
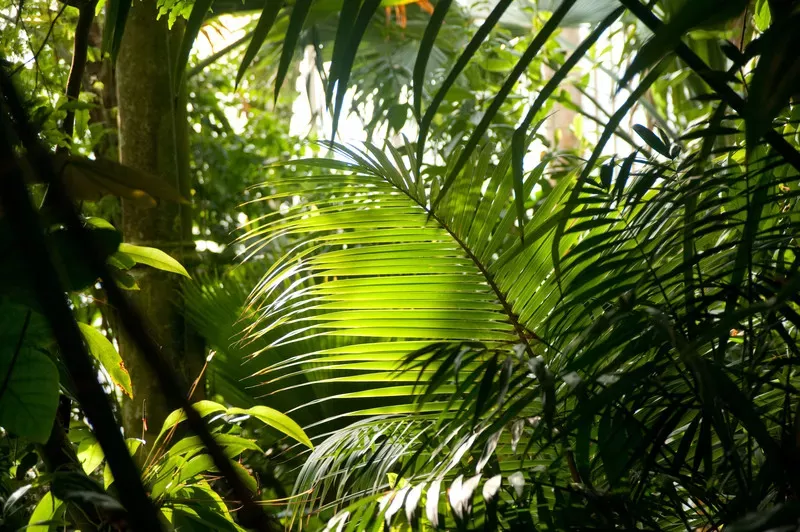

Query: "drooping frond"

xmin=243 ymin=114 xmax=800 ymax=529
xmin=239 ymin=140 xmax=577 ymax=524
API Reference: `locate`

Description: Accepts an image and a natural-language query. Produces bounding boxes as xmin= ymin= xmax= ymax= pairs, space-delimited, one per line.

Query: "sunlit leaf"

xmin=78 ymin=323 xmax=132 ymax=398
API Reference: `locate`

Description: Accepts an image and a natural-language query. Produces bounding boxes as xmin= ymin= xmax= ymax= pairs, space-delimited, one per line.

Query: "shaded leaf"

xmin=235 ymin=0 xmax=283 ymax=88
xmin=633 ymin=124 xmax=672 ymax=158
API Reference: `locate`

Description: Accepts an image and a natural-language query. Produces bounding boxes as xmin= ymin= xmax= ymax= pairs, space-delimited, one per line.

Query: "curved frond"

xmin=244 ymin=124 xmax=800 ymax=529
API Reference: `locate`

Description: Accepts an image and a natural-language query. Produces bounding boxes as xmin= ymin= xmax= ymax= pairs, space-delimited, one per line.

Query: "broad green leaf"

xmin=230 ymin=460 xmax=258 ymax=493
xmin=107 ymin=251 xmax=136 ymax=270
xmin=78 ymin=323 xmax=132 ymax=398
xmin=167 ymin=433 xmax=262 ymax=459
xmin=753 ymin=0 xmax=771 ymax=31
xmin=158 ymin=400 xmax=227 ymax=438
xmin=117 ymin=243 xmax=190 ymax=277
xmin=111 ymin=269 xmax=140 ymax=290
xmin=166 ymin=486 xmax=245 ymax=531
xmin=228 ymin=406 xmax=313 ymax=449
xmin=27 ymin=492 xmax=65 ymax=531
xmin=175 ymin=454 xmax=217 ymax=486
xmin=77 ymin=435 xmax=105 ymax=475
xmin=0 ymin=346 xmax=59 ymax=443
xmin=85 ymin=217 xmax=116 ymax=230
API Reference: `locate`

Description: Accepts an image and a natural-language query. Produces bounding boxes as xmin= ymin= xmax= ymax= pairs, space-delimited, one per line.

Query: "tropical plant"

xmin=239 ymin=126 xmax=800 ymax=531
xmin=5 ymin=0 xmax=800 ymax=528
xmin=226 ymin=0 xmax=800 ymax=529
xmin=22 ymin=399 xmax=311 ymax=530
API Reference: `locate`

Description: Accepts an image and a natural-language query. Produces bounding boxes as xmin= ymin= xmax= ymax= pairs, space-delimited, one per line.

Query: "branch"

xmin=10 ymin=3 xmax=67 ymax=77
xmin=58 ymin=0 xmax=97 ymax=152
xmin=186 ymin=30 xmax=252 ymax=80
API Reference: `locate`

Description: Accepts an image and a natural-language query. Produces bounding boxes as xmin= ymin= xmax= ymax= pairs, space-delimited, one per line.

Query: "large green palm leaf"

xmin=240 ymin=140 xmax=564 ymax=400
xmin=240 ymin=123 xmax=800 ymax=529
xmin=238 ymin=140 xmax=580 ymax=525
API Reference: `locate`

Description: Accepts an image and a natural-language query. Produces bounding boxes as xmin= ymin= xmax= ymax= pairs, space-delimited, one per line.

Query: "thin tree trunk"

xmin=85 ymin=19 xmax=117 ymax=159
xmin=115 ymin=0 xmax=202 ymax=445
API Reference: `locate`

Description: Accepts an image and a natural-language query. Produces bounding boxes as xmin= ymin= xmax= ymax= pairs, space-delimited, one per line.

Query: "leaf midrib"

xmin=378 ymin=172 xmax=538 ymax=358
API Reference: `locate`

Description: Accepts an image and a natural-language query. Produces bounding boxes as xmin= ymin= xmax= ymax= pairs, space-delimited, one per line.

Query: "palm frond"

xmin=241 ymin=119 xmax=800 ymax=529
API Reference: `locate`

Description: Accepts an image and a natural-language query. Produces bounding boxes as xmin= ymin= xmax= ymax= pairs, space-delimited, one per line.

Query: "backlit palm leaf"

xmin=242 ymin=123 xmax=800 ymax=529
xmin=238 ymin=140 xmax=579 ymax=526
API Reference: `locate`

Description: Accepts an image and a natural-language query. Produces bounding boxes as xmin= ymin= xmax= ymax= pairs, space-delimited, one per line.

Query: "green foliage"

xmin=156 ymin=0 xmax=194 ymax=28
xmin=6 ymin=0 xmax=800 ymax=528
xmin=116 ymin=243 xmax=192 ymax=278
xmin=27 ymin=491 xmax=66 ymax=530
xmin=78 ymin=323 xmax=133 ymax=397
xmin=246 ymin=125 xmax=800 ymax=529
xmin=0 ymin=308 xmax=59 ymax=444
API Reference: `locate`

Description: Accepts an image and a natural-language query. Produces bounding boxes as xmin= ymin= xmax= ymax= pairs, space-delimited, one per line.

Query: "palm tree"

xmin=175 ymin=0 xmax=800 ymax=529
xmin=214 ymin=0 xmax=800 ymax=527
xmin=236 ymin=129 xmax=800 ymax=530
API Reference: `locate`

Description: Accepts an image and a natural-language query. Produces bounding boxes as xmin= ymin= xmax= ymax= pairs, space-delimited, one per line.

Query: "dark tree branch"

xmin=59 ymin=0 xmax=97 ymax=152
xmin=0 ymin=68 xmax=163 ymax=531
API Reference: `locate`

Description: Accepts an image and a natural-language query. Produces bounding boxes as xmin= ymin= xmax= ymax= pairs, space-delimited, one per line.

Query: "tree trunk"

xmin=115 ymin=0 xmax=202 ymax=445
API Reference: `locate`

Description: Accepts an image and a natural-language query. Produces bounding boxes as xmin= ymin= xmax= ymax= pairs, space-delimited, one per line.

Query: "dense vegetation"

xmin=2 ymin=0 xmax=800 ymax=530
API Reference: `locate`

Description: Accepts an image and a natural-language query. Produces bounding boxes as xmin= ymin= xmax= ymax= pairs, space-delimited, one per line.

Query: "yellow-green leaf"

xmin=118 ymin=243 xmax=190 ymax=278
xmin=228 ymin=406 xmax=313 ymax=449
xmin=78 ymin=323 xmax=133 ymax=398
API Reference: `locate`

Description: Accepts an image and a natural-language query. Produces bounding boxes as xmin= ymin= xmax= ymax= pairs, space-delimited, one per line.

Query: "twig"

xmin=186 ymin=29 xmax=253 ymax=80
xmin=10 ymin=3 xmax=67 ymax=77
